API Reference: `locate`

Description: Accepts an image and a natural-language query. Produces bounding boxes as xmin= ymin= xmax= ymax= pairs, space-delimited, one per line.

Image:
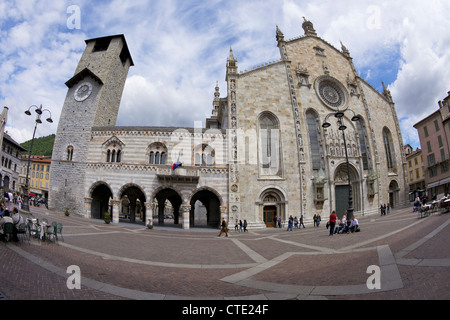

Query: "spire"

xmin=382 ymin=81 xmax=393 ymax=103
xmin=302 ymin=17 xmax=317 ymax=37
xmin=276 ymin=25 xmax=285 ymax=43
xmin=340 ymin=41 xmax=351 ymax=58
xmin=228 ymin=47 xmax=235 ymax=61
xmin=226 ymin=47 xmax=238 ymax=81
xmin=214 ymin=81 xmax=220 ymax=100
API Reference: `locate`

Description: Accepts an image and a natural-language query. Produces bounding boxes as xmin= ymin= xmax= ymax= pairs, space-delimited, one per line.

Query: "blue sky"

xmin=1 ymin=0 xmax=450 ymax=151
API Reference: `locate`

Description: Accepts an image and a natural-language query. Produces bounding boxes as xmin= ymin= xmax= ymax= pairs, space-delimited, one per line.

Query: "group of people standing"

xmin=380 ymin=203 xmax=390 ymax=216
xmin=234 ymin=219 xmax=248 ymax=233
xmin=1 ymin=191 xmax=22 ymax=211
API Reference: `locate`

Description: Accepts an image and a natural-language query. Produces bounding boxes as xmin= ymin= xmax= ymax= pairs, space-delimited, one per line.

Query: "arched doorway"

xmin=91 ymin=183 xmax=113 ymax=220
xmin=190 ymin=189 xmax=221 ymax=228
xmin=119 ymin=185 xmax=146 ymax=224
xmin=259 ymin=188 xmax=286 ymax=227
xmin=389 ymin=180 xmax=399 ymax=208
xmin=334 ymin=163 xmax=361 ymax=219
xmin=154 ymin=188 xmax=182 ymax=226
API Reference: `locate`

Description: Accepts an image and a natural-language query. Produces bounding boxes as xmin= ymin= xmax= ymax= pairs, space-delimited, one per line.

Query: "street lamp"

xmin=22 ymin=105 xmax=53 ymax=213
xmin=322 ymin=108 xmax=359 ymax=222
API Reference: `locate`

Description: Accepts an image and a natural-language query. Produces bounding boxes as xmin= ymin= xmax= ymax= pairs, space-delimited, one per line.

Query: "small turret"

xmin=302 ymin=17 xmax=317 ymax=37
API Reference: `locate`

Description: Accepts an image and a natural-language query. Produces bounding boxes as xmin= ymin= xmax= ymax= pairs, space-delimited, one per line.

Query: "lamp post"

xmin=22 ymin=105 xmax=53 ymax=213
xmin=322 ymin=109 xmax=359 ymax=222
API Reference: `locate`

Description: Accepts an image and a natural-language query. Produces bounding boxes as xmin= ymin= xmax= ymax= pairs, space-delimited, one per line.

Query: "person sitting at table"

xmin=0 ymin=210 xmax=13 ymax=242
xmin=11 ymin=207 xmax=23 ymax=242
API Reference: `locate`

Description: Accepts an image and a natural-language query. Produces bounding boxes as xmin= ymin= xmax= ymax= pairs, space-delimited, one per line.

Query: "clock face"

xmin=74 ymin=82 xmax=93 ymax=102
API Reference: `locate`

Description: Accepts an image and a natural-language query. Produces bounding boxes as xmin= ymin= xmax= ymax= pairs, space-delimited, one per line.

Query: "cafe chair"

xmin=17 ymin=223 xmax=30 ymax=245
xmin=44 ymin=222 xmax=57 ymax=242
xmin=3 ymin=222 xmax=14 ymax=243
xmin=27 ymin=221 xmax=41 ymax=242
xmin=55 ymin=223 xmax=64 ymax=242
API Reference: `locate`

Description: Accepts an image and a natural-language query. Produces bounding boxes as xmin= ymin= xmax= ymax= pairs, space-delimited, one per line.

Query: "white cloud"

xmin=0 ymin=0 xmax=449 ymax=153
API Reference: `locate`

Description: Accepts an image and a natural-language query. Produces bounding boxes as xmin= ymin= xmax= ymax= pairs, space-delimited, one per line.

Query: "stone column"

xmin=111 ymin=200 xmax=121 ymax=224
xmin=145 ymin=202 xmax=153 ymax=227
xmin=181 ymin=205 xmax=190 ymax=230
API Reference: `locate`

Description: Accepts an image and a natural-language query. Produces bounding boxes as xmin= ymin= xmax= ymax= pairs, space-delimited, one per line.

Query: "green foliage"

xmin=20 ymin=134 xmax=55 ymax=156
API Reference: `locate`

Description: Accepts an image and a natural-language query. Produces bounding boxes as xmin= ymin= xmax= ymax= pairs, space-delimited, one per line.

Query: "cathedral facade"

xmin=49 ymin=20 xmax=408 ymax=229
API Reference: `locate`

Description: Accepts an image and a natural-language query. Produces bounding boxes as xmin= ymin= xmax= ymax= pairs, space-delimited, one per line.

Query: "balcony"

xmin=156 ymin=167 xmax=200 ymax=183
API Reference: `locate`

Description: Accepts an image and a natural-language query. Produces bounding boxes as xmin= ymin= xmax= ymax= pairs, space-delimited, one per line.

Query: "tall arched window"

xmin=383 ymin=127 xmax=396 ymax=171
xmin=66 ymin=146 xmax=74 ymax=161
xmin=306 ymin=111 xmax=321 ymax=170
xmin=356 ymin=119 xmax=369 ymax=170
xmin=258 ymin=112 xmax=282 ymax=176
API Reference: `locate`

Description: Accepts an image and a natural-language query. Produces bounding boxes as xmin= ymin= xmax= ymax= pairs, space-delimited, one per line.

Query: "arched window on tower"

xmin=66 ymin=146 xmax=74 ymax=161
xmin=306 ymin=111 xmax=321 ymax=170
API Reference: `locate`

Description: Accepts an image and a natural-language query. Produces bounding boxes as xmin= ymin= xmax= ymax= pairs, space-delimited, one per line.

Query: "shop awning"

xmin=428 ymin=177 xmax=450 ymax=189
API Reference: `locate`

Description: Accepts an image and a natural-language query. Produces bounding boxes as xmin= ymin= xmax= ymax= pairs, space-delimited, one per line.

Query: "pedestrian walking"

xmin=243 ymin=219 xmax=248 ymax=232
xmin=316 ymin=214 xmax=321 ymax=227
xmin=299 ymin=215 xmax=305 ymax=228
xmin=218 ymin=218 xmax=228 ymax=237
xmin=238 ymin=220 xmax=243 ymax=233
xmin=287 ymin=216 xmax=293 ymax=231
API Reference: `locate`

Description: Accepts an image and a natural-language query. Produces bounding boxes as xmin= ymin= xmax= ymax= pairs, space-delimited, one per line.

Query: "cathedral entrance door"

xmin=263 ymin=206 xmax=277 ymax=227
xmin=335 ymin=185 xmax=350 ymax=219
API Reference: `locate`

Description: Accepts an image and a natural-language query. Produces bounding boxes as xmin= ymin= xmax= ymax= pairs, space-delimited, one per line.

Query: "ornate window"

xmin=306 ymin=111 xmax=321 ymax=170
xmin=148 ymin=142 xmax=168 ymax=165
xmin=356 ymin=119 xmax=369 ymax=170
xmin=194 ymin=144 xmax=214 ymax=167
xmin=314 ymin=76 xmax=348 ymax=110
xmin=383 ymin=127 xmax=396 ymax=171
xmin=258 ymin=112 xmax=282 ymax=176
xmin=103 ymin=136 xmax=124 ymax=164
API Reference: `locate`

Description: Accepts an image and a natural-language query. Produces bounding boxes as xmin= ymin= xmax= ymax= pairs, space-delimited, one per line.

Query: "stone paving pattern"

xmin=0 ymin=205 xmax=449 ymax=300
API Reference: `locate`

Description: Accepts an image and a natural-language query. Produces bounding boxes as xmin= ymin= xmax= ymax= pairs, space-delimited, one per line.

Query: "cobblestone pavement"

xmin=0 ymin=205 xmax=449 ymax=300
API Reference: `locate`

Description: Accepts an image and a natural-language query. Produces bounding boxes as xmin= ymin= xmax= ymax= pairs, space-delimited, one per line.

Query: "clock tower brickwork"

xmin=49 ymin=35 xmax=133 ymax=214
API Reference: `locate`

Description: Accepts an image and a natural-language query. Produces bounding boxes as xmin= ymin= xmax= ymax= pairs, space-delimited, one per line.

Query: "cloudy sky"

xmin=1 ymin=0 xmax=449 ymax=150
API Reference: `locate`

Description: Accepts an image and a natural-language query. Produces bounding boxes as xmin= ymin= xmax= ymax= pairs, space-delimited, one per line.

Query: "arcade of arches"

xmin=89 ymin=183 xmax=223 ymax=228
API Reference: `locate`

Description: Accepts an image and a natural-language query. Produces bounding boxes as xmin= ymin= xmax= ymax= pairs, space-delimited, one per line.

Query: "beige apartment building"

xmin=414 ymin=93 xmax=450 ymax=200
xmin=404 ymin=145 xmax=425 ymax=201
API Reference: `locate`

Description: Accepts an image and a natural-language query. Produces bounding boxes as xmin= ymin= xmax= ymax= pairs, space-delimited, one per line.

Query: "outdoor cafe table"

xmin=27 ymin=218 xmax=51 ymax=240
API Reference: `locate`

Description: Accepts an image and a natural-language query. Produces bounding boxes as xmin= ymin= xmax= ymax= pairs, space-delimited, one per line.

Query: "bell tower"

xmin=49 ymin=34 xmax=133 ymax=215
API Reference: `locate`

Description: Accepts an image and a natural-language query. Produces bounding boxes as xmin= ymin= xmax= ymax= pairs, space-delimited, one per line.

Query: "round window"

xmin=315 ymin=77 xmax=348 ymax=109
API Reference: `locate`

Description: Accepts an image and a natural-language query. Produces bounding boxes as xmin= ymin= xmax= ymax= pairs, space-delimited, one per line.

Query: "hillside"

xmin=20 ymin=134 xmax=55 ymax=156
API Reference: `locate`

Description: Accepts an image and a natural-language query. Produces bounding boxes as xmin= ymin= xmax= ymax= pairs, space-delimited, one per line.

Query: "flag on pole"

xmin=172 ymin=155 xmax=182 ymax=171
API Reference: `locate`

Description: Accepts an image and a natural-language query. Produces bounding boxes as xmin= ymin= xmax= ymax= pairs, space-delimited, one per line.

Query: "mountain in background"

xmin=20 ymin=134 xmax=55 ymax=156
